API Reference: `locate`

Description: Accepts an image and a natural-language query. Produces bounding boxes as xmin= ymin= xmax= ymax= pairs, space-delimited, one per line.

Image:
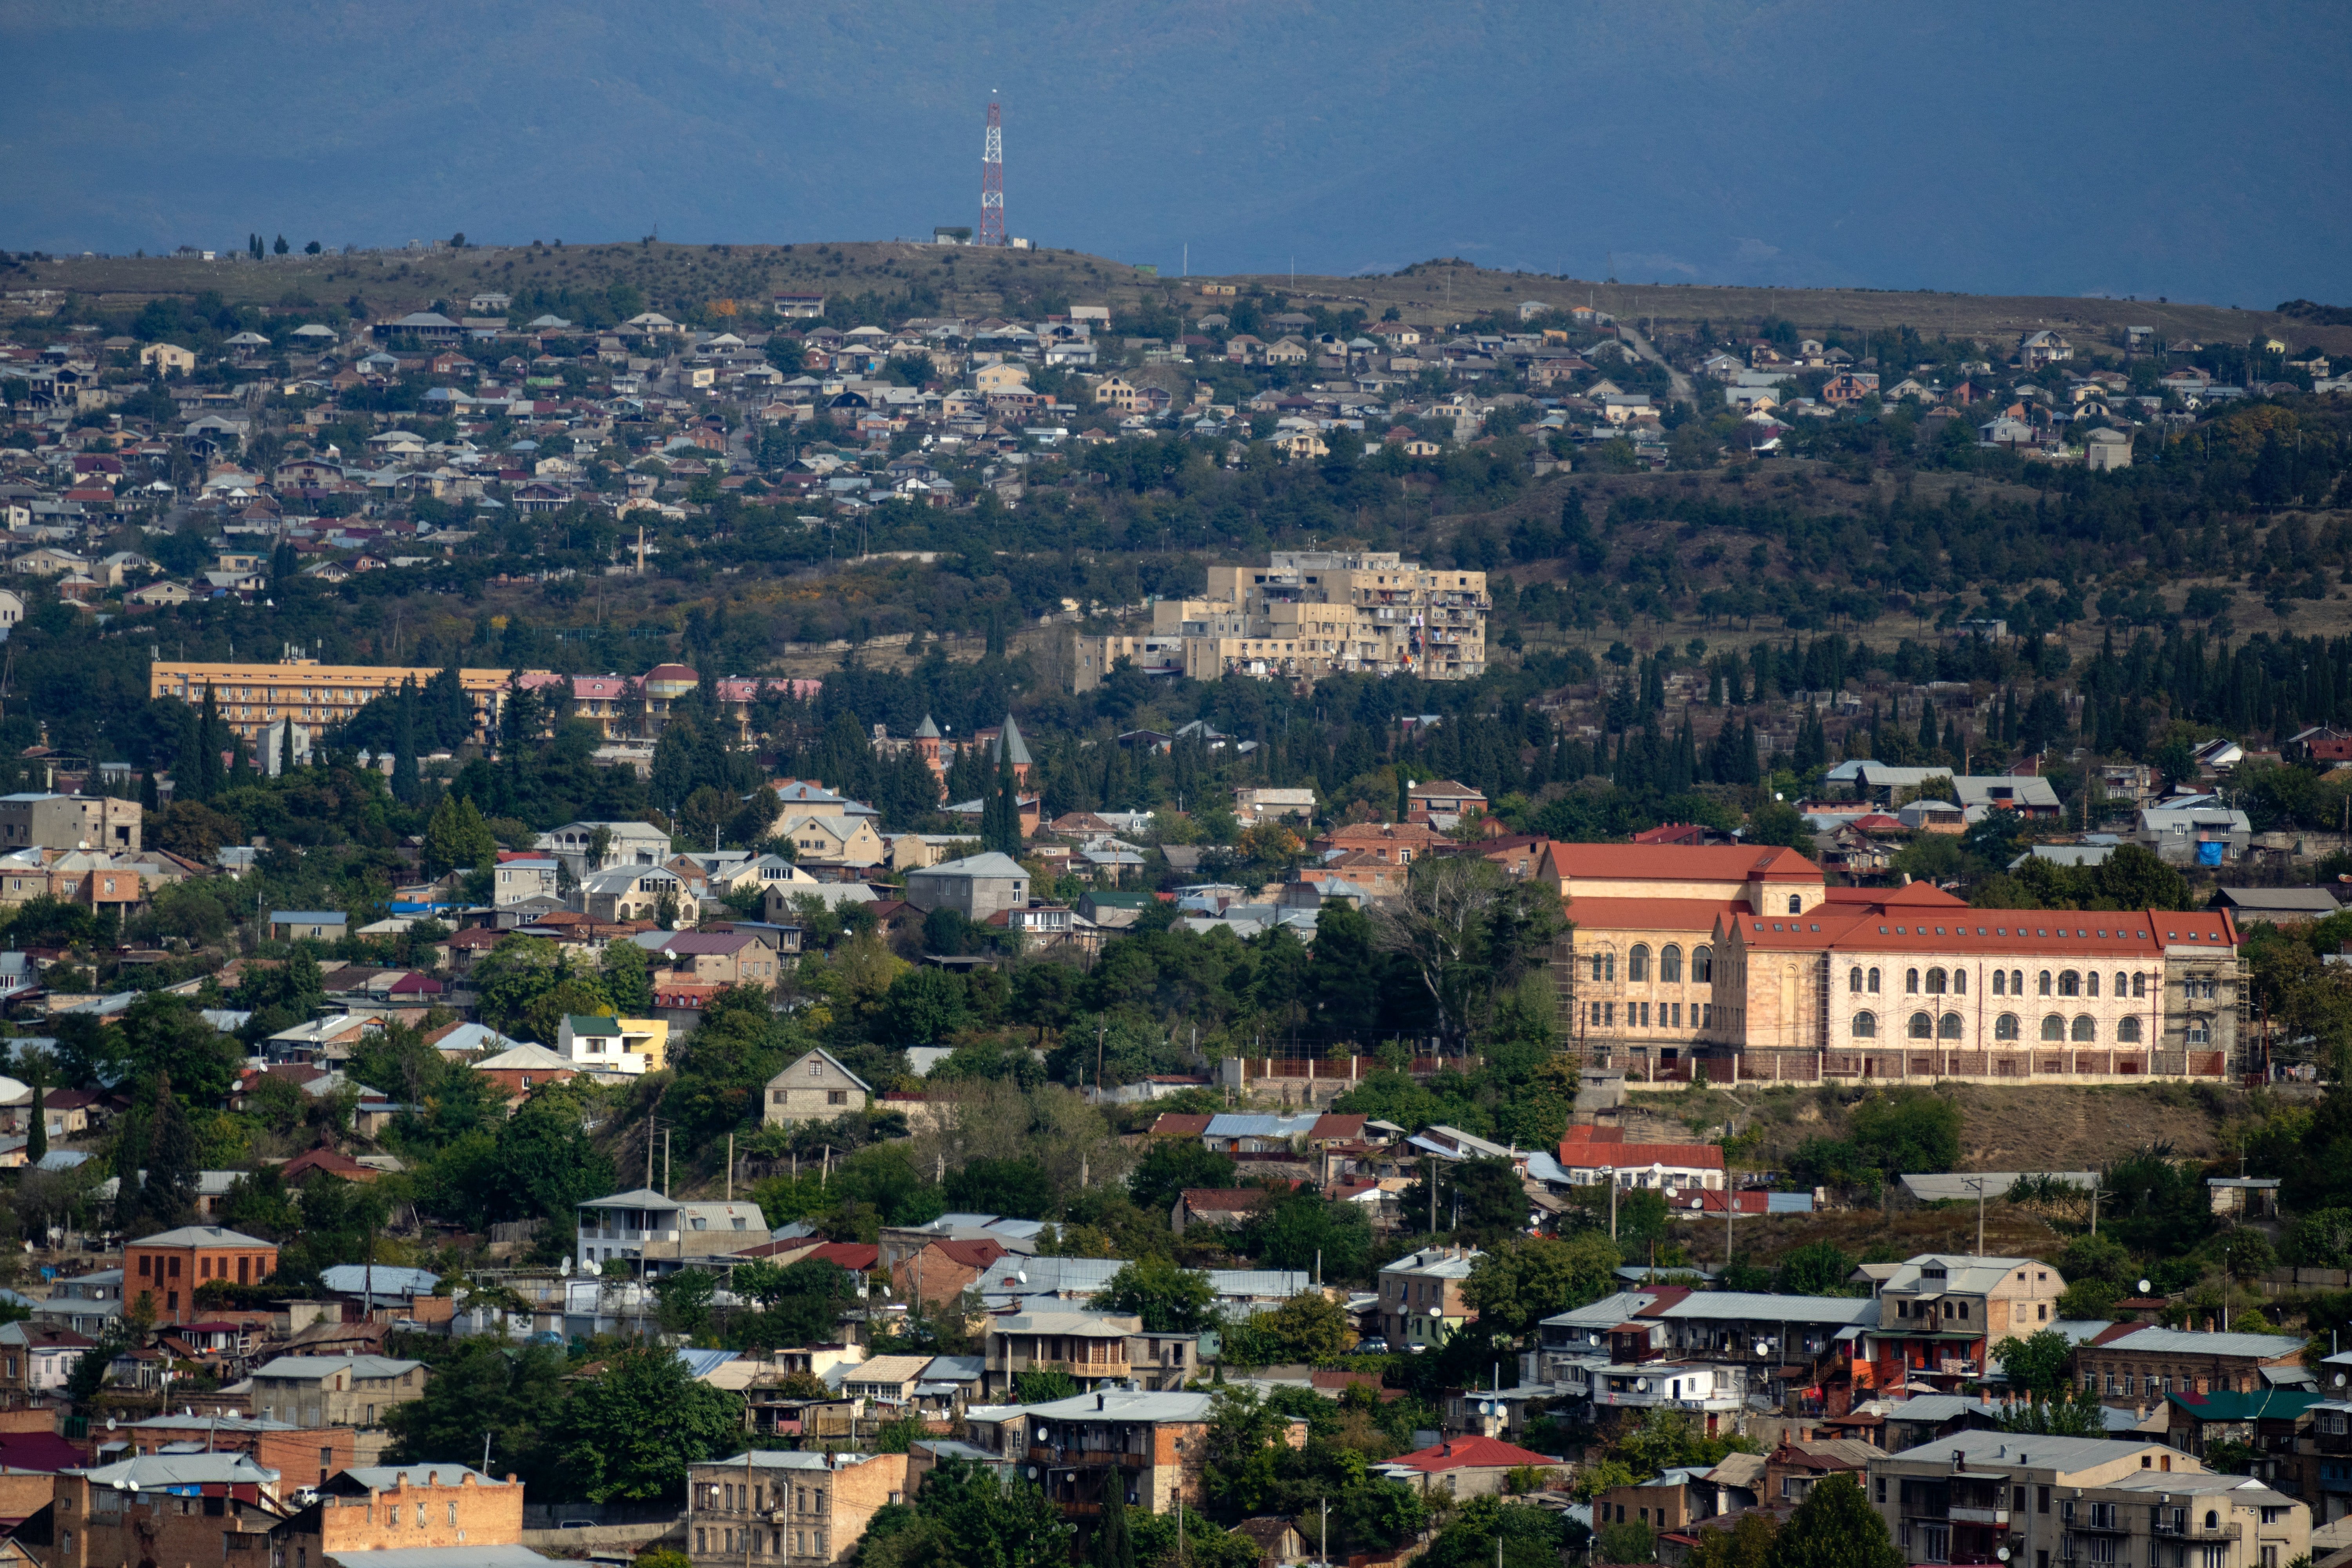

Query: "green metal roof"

xmin=2165 ymin=1388 xmax=2320 ymax=1422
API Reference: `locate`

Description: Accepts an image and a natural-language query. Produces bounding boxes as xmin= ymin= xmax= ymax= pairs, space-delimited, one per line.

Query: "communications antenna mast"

xmin=979 ymin=96 xmax=1005 ymax=247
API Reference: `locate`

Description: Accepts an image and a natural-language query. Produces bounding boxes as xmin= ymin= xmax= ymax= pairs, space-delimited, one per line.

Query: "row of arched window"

xmin=1591 ymin=945 xmax=1713 ymax=985
xmin=1852 ymin=1011 xmax=2150 ymax=1043
xmin=1848 ymin=966 xmax=2154 ymax=998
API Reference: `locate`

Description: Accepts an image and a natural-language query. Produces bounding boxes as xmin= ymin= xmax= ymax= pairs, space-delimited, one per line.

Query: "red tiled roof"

xmin=809 ymin=1242 xmax=878 ymax=1272
xmin=0 ymin=1431 xmax=89 ymax=1474
xmin=1563 ymin=1126 xmax=1625 ymax=1144
xmin=1181 ymin=1189 xmax=1272 ymax=1212
xmin=926 ymin=1239 xmax=1008 ymax=1269
xmin=1310 ymin=1114 xmax=1367 ymax=1141
xmin=1557 ymin=895 xmax=1742 ymax=932
xmin=1731 ymin=906 xmax=2235 ymax=956
xmin=1546 ymin=843 xmax=1820 ymax=884
xmin=1557 ymin=1138 xmax=1724 ymax=1171
xmin=1149 ymin=1113 xmax=1213 ymax=1138
xmin=1391 ymin=1434 xmax=1564 ymax=1472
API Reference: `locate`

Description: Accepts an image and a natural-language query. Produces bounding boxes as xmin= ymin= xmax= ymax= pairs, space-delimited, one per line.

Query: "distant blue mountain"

xmin=1 ymin=1 xmax=2345 ymax=305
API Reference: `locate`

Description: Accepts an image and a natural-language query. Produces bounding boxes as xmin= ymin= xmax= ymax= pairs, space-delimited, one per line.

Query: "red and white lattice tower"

xmin=979 ymin=99 xmax=1005 ymax=247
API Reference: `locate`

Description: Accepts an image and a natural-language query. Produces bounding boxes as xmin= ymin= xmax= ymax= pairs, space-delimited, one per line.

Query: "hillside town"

xmin=0 ymin=244 xmax=2345 ymax=1568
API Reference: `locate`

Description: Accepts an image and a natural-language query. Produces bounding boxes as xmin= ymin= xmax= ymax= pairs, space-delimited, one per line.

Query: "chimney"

xmin=1443 ymin=1440 xmax=1454 ymax=1457
xmin=1096 ymin=1393 xmax=1106 ymax=1410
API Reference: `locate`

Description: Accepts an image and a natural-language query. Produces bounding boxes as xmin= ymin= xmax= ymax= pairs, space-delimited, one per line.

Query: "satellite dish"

xmin=2138 ymin=1279 xmax=2152 ymax=1294
xmin=1997 ymin=1551 xmax=2012 ymax=1563
xmin=2336 ymin=1373 xmax=2346 ymax=1388
xmin=1026 ymin=1466 xmax=1038 ymax=1479
xmin=1690 ymin=1198 xmax=1703 ymax=1210
xmin=105 ymin=1417 xmax=116 ymax=1431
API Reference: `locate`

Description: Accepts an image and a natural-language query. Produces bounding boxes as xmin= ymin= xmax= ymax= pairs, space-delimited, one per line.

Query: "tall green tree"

xmin=1765 ymin=1473 xmax=1902 ymax=1568
xmin=391 ymin=677 xmax=420 ymax=804
xmin=1092 ymin=1256 xmax=1216 ymax=1332
xmin=555 ymin=1345 xmax=744 ymax=1502
xmin=24 ymin=1058 xmax=45 ymax=1167
xmin=1095 ymin=1485 xmax=1136 ymax=1568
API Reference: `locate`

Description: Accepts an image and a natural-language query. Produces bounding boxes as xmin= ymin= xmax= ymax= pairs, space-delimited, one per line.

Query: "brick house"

xmin=125 ymin=1225 xmax=278 ymax=1325
xmin=890 ymin=1238 xmax=1008 ymax=1306
xmin=472 ymin=1041 xmax=580 ymax=1098
xmin=686 ymin=1448 xmax=910 ymax=1566
xmin=1171 ymin=1189 xmax=1270 ymax=1235
xmin=2076 ymin=1325 xmax=2309 ymax=1407
xmin=764 ymin=1049 xmax=872 ymax=1128
xmin=967 ymin=1388 xmax=1212 ymax=1515
xmin=274 ymin=1463 xmax=526 ymax=1560
xmin=0 ymin=1321 xmax=94 ymax=1396
xmin=21 ymin=1452 xmax=283 ymax=1566
xmin=1385 ymin=1434 xmax=1568 ymax=1500
xmin=1378 ymin=1246 xmax=1481 ymax=1350
xmin=124 ymin=1413 xmax=357 ymax=1491
xmin=249 ymin=1353 xmax=428 ymax=1434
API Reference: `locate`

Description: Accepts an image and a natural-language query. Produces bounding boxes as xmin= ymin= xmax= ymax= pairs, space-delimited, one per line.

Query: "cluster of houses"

xmin=1700 ymin=327 xmax=2340 ymax=465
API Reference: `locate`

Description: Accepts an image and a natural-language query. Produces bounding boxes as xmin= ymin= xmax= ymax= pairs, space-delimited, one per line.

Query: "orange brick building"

xmin=125 ymin=1413 xmax=357 ymax=1490
xmin=277 ymin=1463 xmax=526 ymax=1558
xmin=688 ymin=1448 xmax=909 ymax=1566
xmin=125 ymin=1225 xmax=278 ymax=1325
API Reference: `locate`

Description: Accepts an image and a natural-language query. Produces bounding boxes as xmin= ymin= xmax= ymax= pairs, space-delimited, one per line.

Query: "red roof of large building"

xmin=1544 ymin=843 xmax=1822 ymax=884
xmin=1148 ymin=1113 xmax=1214 ymax=1138
xmin=1557 ymin=1134 xmax=1724 ymax=1171
xmin=1728 ymin=905 xmax=2237 ymax=957
xmin=1557 ymin=896 xmax=1739 ymax=932
xmin=1390 ymin=1434 xmax=1565 ymax=1472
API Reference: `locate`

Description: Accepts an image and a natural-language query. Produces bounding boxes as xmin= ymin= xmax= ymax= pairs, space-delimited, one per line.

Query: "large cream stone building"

xmin=1535 ymin=842 xmax=2243 ymax=1087
xmin=1074 ymin=551 xmax=1486 ymax=689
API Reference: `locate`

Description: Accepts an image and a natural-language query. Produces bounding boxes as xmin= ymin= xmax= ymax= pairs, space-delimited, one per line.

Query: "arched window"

xmin=2072 ymin=1015 xmax=2098 ymax=1042
xmin=1995 ymin=1013 xmax=2021 ymax=1041
xmin=1662 ymin=946 xmax=1683 ymax=984
xmin=1993 ymin=970 xmax=2007 ymax=996
xmin=2059 ymin=971 xmax=2082 ymax=997
xmin=2205 ymin=1514 xmax=2219 ymax=1532
xmin=1953 ymin=970 xmax=1968 ymax=995
xmin=1628 ymin=946 xmax=1650 ymax=983
xmin=1906 ymin=968 xmax=1921 ymax=995
xmin=1788 ymin=894 xmax=1802 ymax=915
xmin=2041 ymin=1014 xmax=2066 ymax=1042
xmin=2011 ymin=969 xmax=2025 ymax=996
xmin=2086 ymin=973 xmax=2100 ymax=998
xmin=1849 ymin=967 xmax=1864 ymax=995
xmin=1925 ymin=967 xmax=1947 ymax=996
xmin=2114 ymin=973 xmax=2129 ymax=998
xmin=2038 ymin=971 xmax=2054 ymax=996
xmin=1938 ymin=1012 xmax=1964 ymax=1040
xmin=2116 ymin=1016 xmax=2143 ymax=1043
xmin=1853 ymin=1012 xmax=1877 ymax=1039
xmin=2188 ymin=1020 xmax=2211 ymax=1045
xmin=1694 ymin=947 xmax=1713 ymax=984
xmin=1868 ymin=967 xmax=1881 ymax=994
xmin=1908 ymin=1011 xmax=1934 ymax=1040
xmin=2132 ymin=973 xmax=2147 ymax=999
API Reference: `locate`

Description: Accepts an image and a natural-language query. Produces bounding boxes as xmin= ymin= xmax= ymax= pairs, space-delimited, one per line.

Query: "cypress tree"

xmin=140 ymin=1074 xmax=199 ymax=1234
xmin=197 ymin=685 xmax=225 ymax=800
xmin=1094 ymin=1483 xmax=1136 ymax=1568
xmin=279 ymin=714 xmax=297 ymax=777
xmin=138 ymin=769 xmax=159 ymax=811
xmin=24 ymin=1059 xmax=45 ymax=1167
xmin=391 ymin=677 xmax=419 ymax=804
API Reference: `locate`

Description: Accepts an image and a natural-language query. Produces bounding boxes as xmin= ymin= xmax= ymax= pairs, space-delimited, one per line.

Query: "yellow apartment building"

xmin=149 ymin=657 xmax=519 ymax=743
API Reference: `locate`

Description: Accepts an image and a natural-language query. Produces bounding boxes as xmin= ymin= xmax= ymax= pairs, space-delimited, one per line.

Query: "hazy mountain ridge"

xmin=0 ymin=1 xmax=2345 ymax=303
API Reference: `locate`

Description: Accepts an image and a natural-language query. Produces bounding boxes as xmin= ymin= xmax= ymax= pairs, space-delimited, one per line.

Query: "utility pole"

xmin=726 ymin=1132 xmax=734 ymax=1203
